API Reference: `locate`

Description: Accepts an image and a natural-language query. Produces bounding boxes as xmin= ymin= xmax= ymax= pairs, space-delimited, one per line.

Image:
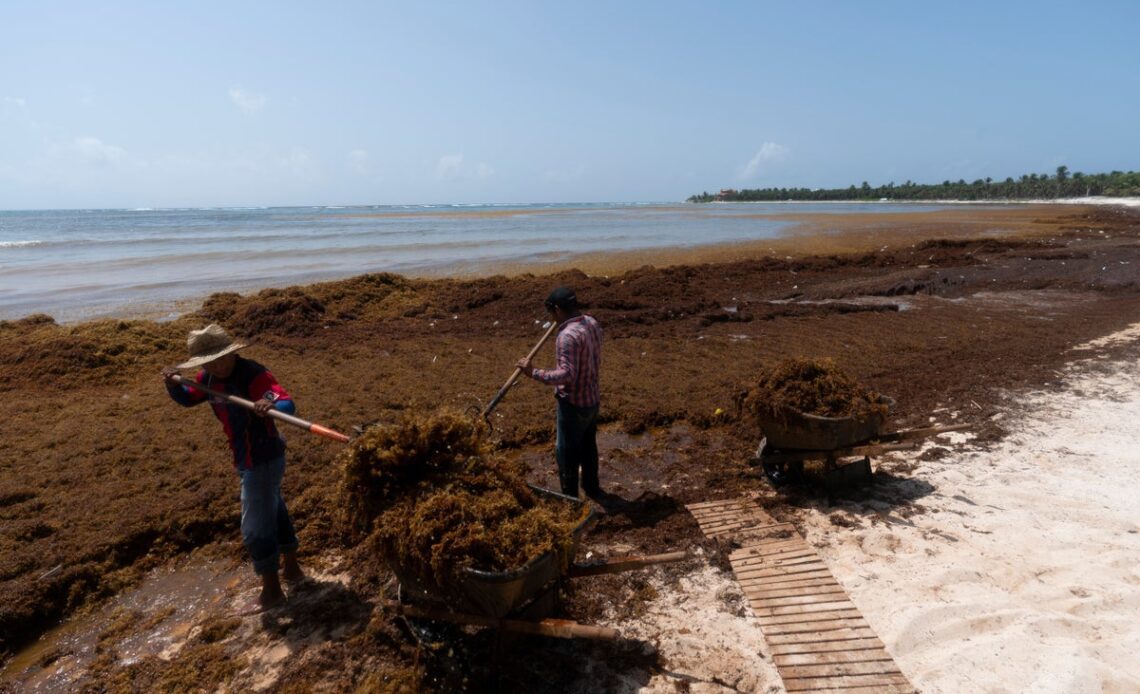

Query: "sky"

xmin=1 ymin=1 xmax=1137 ymax=209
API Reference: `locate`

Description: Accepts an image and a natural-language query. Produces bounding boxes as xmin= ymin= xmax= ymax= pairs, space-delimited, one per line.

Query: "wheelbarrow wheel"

xmin=762 ymin=460 xmax=805 ymax=486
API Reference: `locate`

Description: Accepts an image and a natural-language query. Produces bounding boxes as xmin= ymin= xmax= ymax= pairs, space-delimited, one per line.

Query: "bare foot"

xmin=259 ymin=572 xmax=287 ymax=609
xmin=282 ymin=553 xmax=305 ymax=584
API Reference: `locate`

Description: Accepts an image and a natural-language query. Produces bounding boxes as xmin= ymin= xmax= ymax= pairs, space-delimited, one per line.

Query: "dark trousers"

xmin=238 ymin=456 xmax=298 ymax=576
xmin=556 ymin=398 xmax=599 ymax=498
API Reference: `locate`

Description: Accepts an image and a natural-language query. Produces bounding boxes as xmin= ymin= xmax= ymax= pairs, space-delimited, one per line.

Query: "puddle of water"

xmin=513 ymin=423 xmax=702 ymax=500
xmin=3 ymin=554 xmax=247 ymax=691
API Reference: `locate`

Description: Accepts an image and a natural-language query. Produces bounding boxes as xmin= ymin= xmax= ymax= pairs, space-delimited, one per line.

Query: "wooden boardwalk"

xmin=687 ymin=498 xmax=914 ymax=693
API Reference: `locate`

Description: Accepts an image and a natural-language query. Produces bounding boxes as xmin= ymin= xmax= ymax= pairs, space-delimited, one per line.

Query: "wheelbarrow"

xmin=749 ymin=396 xmax=967 ymax=494
xmin=386 ymin=486 xmax=687 ymax=641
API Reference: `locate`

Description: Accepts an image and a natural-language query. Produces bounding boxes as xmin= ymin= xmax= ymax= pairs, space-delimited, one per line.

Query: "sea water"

xmin=0 ymin=202 xmax=947 ymax=322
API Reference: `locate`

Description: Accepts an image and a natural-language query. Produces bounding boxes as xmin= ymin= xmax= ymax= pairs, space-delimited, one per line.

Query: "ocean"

xmin=0 ymin=202 xmax=949 ymax=323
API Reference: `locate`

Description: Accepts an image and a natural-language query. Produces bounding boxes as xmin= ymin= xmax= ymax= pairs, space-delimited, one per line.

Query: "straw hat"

xmin=177 ymin=324 xmax=247 ymax=369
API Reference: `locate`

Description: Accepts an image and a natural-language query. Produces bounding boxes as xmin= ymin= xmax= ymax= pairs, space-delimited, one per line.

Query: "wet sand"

xmin=2 ymin=203 xmax=1139 ymax=691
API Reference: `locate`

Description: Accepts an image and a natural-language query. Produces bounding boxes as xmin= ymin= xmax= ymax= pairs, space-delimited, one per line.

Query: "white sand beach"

xmin=577 ymin=323 xmax=1140 ymax=693
xmin=795 ymin=324 xmax=1140 ymax=693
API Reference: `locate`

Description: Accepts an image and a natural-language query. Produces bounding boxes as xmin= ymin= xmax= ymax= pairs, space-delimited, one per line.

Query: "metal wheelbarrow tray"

xmin=755 ymin=395 xmax=896 ymax=451
xmin=390 ymin=486 xmax=595 ymax=619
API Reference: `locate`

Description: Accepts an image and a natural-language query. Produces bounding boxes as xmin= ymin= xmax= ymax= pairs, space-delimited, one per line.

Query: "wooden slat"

xmin=740 ymin=570 xmax=833 ymax=586
xmin=768 ymin=637 xmax=886 ymax=656
xmin=782 ymin=661 xmax=904 ymax=678
xmin=747 ymin=578 xmax=844 ymax=595
xmin=732 ymin=542 xmax=813 ymax=559
xmin=774 ymin=648 xmax=896 ymax=666
xmin=805 ymin=685 xmax=914 ymax=694
xmin=744 ymin=575 xmax=842 ymax=589
xmin=685 ymin=498 xmax=755 ymax=509
xmin=756 ymin=608 xmax=862 ymax=626
xmin=746 ymin=585 xmax=847 ymax=602
xmin=733 ymin=548 xmax=811 ymax=564
xmin=750 ymin=592 xmax=852 ymax=609
xmin=736 ymin=562 xmax=830 ymax=579
xmin=738 ymin=554 xmax=825 ymax=569
xmin=734 ymin=538 xmax=809 ymax=553
xmin=731 ymin=528 xmax=800 ymax=545
xmin=687 ymin=506 xmax=766 ymax=521
xmin=782 ymin=672 xmax=911 ymax=691
xmin=761 ymin=618 xmax=869 ymax=636
xmin=737 ymin=552 xmax=822 ymax=567
xmin=740 ymin=570 xmax=836 ymax=588
xmin=733 ymin=550 xmax=820 ymax=566
xmin=685 ymin=502 xmax=747 ymax=514
xmin=701 ymin=519 xmax=765 ymax=534
xmin=765 ymin=627 xmax=879 ymax=645
xmin=691 ymin=505 xmax=763 ymax=520
xmin=750 ymin=601 xmax=859 ymax=619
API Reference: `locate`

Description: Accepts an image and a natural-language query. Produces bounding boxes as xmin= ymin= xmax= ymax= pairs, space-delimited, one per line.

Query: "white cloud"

xmin=543 ymin=165 xmax=586 ymax=183
xmin=277 ymin=147 xmax=316 ymax=178
xmin=436 ymin=154 xmax=495 ymax=181
xmin=436 ymin=154 xmax=464 ymax=180
xmin=348 ymin=149 xmax=372 ymax=175
xmin=740 ymin=142 xmax=790 ymax=179
xmin=228 ymin=85 xmax=267 ymax=114
xmin=3 ymin=96 xmax=27 ymax=108
xmin=69 ymin=136 xmax=128 ymax=166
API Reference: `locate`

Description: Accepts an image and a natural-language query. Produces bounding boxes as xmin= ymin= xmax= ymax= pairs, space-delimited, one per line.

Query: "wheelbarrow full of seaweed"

xmin=340 ymin=410 xmax=687 ymax=643
xmin=739 ymin=358 xmax=967 ymax=492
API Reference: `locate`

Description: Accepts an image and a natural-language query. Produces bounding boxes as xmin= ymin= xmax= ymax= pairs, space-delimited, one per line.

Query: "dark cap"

xmin=544 ymin=286 xmax=577 ymax=310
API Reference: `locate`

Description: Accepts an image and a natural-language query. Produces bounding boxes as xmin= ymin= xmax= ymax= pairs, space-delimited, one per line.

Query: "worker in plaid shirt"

xmin=518 ymin=287 xmax=603 ymax=498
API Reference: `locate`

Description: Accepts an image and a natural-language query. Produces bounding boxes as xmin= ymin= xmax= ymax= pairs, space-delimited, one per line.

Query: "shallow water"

xmin=1 ymin=556 xmax=246 ymax=691
xmin=0 ymin=202 xmax=951 ymax=323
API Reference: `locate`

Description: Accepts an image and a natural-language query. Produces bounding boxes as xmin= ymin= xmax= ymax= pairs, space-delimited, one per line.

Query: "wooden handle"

xmin=566 ymin=551 xmax=689 ymax=578
xmin=752 ymin=423 xmax=973 ymax=465
xmin=170 ymin=374 xmax=350 ymax=443
xmin=482 ymin=321 xmax=559 ymax=419
xmin=389 ymin=601 xmax=620 ymax=640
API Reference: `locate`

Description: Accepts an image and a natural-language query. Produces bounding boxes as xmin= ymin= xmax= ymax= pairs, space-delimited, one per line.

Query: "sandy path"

xmin=799 ymin=324 xmax=1140 ymax=693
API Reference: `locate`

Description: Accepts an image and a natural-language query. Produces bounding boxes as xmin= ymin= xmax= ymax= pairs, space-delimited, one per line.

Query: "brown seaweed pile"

xmin=338 ymin=410 xmax=588 ymax=593
xmin=740 ymin=357 xmax=886 ymax=420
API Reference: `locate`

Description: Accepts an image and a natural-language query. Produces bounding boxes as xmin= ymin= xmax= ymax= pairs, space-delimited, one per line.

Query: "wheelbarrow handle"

xmin=566 ymin=550 xmax=689 ymax=578
xmin=387 ymin=601 xmax=620 ymax=640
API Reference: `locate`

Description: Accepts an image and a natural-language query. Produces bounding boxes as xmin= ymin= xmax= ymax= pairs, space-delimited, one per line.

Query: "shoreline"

xmin=11 ymin=202 xmax=1111 ymax=326
xmin=3 ymin=196 xmax=1137 ymax=215
xmin=700 ymin=196 xmax=1140 ymax=207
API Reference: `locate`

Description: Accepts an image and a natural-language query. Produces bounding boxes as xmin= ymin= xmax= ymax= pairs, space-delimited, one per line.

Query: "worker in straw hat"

xmin=162 ymin=323 xmax=304 ymax=611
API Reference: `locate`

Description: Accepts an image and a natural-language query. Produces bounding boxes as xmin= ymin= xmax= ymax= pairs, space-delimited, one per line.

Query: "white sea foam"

xmin=0 ymin=240 xmax=43 ymax=248
xmin=1052 ymin=196 xmax=1140 ymax=208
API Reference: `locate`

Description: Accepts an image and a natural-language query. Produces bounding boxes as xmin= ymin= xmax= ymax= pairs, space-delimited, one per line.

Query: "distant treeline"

xmin=688 ymin=167 xmax=1140 ymax=203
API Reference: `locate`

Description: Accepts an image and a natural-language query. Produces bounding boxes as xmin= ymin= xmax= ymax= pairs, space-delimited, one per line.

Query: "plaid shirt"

xmin=532 ymin=314 xmax=602 ymax=407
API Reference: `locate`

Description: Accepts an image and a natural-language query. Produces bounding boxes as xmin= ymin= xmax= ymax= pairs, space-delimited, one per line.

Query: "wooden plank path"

xmin=687 ymin=497 xmax=915 ymax=693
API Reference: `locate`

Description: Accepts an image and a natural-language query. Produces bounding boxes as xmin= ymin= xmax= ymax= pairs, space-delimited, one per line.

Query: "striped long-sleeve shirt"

xmin=532 ymin=314 xmax=602 ymax=408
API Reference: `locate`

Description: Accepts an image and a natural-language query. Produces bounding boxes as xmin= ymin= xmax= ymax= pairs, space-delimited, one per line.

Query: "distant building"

xmin=714 ymin=188 xmax=738 ymax=201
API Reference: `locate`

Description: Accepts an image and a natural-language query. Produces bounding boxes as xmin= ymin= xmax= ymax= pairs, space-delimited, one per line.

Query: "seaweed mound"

xmin=338 ymin=410 xmax=588 ymax=592
xmin=741 ymin=357 xmax=885 ymax=420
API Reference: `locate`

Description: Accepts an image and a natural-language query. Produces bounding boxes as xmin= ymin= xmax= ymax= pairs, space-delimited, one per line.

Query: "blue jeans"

xmin=556 ymin=399 xmax=599 ymax=497
xmin=238 ymin=456 xmax=298 ymax=576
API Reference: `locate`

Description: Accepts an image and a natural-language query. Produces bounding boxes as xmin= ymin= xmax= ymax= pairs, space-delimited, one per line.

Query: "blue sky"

xmin=1 ymin=1 xmax=1137 ymax=209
